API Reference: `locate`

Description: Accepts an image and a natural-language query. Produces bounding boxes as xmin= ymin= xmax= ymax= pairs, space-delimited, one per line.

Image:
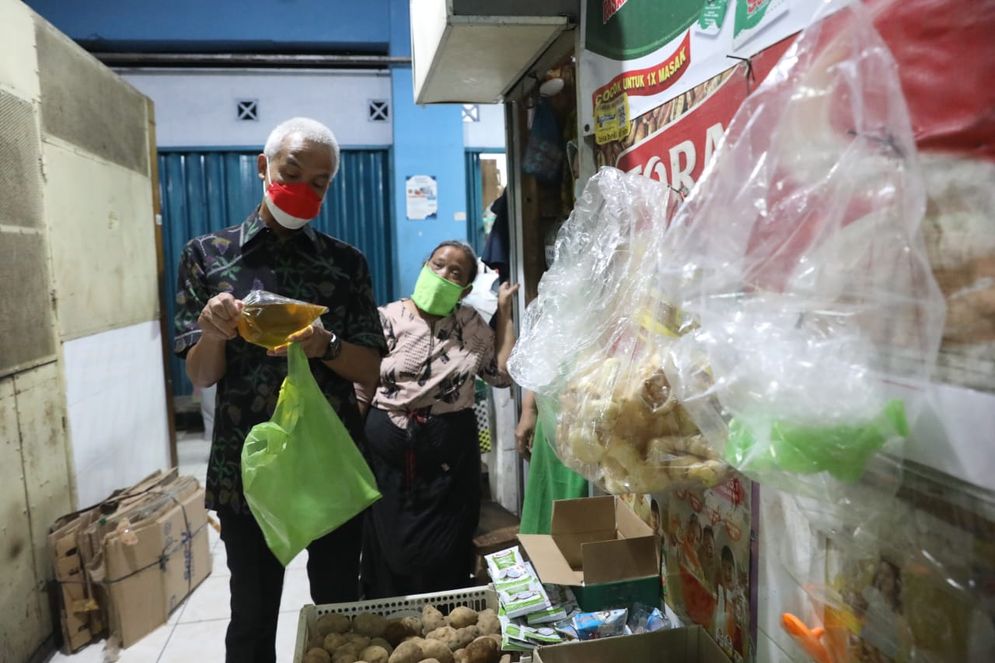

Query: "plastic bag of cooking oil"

xmin=237 ymin=290 xmax=328 ymax=350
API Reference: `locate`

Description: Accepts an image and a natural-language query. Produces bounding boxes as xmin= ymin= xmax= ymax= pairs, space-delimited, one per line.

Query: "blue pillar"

xmin=389 ymin=0 xmax=468 ymax=299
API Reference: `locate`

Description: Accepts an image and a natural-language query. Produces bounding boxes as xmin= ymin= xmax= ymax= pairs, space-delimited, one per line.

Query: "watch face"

xmin=324 ymin=333 xmax=341 ymax=360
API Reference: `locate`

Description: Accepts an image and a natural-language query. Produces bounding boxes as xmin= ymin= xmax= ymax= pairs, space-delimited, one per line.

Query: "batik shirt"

xmin=357 ymin=299 xmax=512 ymax=429
xmin=174 ymin=210 xmax=387 ymax=513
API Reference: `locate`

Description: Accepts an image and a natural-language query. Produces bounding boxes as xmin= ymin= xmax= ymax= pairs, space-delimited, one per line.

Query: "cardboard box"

xmin=102 ymin=479 xmax=212 ymax=647
xmin=534 ymin=626 xmax=732 ymax=663
xmin=518 ymin=496 xmax=661 ymax=611
xmin=49 ymin=470 xmax=212 ymax=651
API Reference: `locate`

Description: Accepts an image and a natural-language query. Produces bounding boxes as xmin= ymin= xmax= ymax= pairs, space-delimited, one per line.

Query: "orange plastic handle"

xmin=782 ymin=613 xmax=833 ymax=663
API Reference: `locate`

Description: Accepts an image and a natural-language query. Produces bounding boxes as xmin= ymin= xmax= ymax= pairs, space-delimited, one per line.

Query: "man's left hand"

xmin=267 ymin=321 xmax=332 ymax=359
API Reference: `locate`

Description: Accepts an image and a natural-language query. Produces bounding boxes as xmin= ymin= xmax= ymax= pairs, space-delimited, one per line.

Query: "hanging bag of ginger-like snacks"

xmin=509 ymin=169 xmax=727 ymax=494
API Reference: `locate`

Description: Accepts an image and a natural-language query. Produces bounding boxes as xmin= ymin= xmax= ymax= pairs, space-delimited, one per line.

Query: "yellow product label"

xmin=594 ymin=93 xmax=631 ymax=146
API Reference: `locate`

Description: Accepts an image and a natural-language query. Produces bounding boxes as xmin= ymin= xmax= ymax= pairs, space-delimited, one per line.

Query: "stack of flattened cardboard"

xmin=48 ymin=469 xmax=212 ymax=652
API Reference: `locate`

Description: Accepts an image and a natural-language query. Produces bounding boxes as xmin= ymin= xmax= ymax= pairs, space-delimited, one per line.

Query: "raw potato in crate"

xmin=304 ymin=601 xmax=499 ymax=663
xmin=509 ymin=169 xmax=727 ymax=494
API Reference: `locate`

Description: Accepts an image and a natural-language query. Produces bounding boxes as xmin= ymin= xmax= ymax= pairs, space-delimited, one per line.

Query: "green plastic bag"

xmin=725 ymin=400 xmax=909 ymax=484
xmin=242 ymin=343 xmax=381 ymax=566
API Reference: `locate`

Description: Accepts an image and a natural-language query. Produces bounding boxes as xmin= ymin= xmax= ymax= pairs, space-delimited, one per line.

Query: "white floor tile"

xmin=158 ymin=620 xmax=228 ymax=663
xmin=178 ymin=576 xmax=231 ymax=624
xmin=211 ymin=547 xmax=230 ymax=578
xmin=47 ymin=642 xmax=105 ymax=663
xmin=117 ymin=621 xmax=174 ymax=663
xmin=287 ymin=549 xmax=308 ymax=571
xmin=208 ymin=515 xmax=222 ymax=551
xmin=279 ymin=569 xmax=312 ymax=615
xmin=176 ymin=435 xmax=211 ymax=465
xmin=276 ymin=612 xmax=302 ymax=663
xmin=167 ymin=600 xmax=186 ymax=626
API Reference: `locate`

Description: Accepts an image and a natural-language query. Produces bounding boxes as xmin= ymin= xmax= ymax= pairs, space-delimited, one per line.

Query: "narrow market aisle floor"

xmin=47 ymin=432 xmax=308 ymax=663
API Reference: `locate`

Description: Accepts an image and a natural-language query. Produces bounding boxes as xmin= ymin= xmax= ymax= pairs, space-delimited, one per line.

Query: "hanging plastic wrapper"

xmin=655 ymin=2 xmax=946 ymax=495
xmin=761 ymin=463 xmax=995 ymax=663
xmin=237 ymin=290 xmax=328 ymax=350
xmin=510 ymin=169 xmax=727 ymax=494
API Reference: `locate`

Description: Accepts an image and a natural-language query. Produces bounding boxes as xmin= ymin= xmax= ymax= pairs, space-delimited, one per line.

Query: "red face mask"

xmin=264 ymin=167 xmax=324 ymax=229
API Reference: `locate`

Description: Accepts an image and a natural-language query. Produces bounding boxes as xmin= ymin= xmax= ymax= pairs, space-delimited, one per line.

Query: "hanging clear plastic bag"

xmin=510 ymin=169 xmax=726 ymax=494
xmin=237 ymin=290 xmax=328 ymax=350
xmin=657 ymin=2 xmax=946 ymax=493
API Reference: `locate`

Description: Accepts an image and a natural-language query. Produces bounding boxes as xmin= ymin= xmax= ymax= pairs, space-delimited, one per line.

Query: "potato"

xmin=385 ymin=618 xmax=420 ymax=646
xmin=324 ymin=634 xmax=349 ymax=654
xmin=370 ymin=637 xmax=394 ymax=654
xmin=474 ymin=635 xmax=501 ymax=649
xmin=426 ymin=626 xmax=460 ymax=650
xmin=465 ymin=637 xmax=500 ymax=663
xmin=453 ymin=626 xmax=479 ymax=650
xmin=305 ymin=648 xmax=332 ymax=663
xmin=332 ymin=652 xmax=357 ymax=663
xmin=453 ymin=650 xmax=469 ymax=663
xmin=418 ymin=660 xmax=442 ymax=663
xmin=355 ymin=613 xmax=388 ymax=638
xmin=421 ymin=605 xmax=447 ymax=634
xmin=388 ymin=640 xmax=424 ymax=663
xmin=447 ymin=607 xmax=478 ymax=629
xmin=335 ymin=644 xmax=362 ymax=659
xmin=344 ymin=635 xmax=372 ymax=651
xmin=418 ymin=637 xmax=455 ymax=663
xmin=359 ymin=645 xmax=390 ymax=663
xmin=475 ymin=610 xmax=500 ymax=636
xmin=317 ymin=613 xmax=352 ymax=637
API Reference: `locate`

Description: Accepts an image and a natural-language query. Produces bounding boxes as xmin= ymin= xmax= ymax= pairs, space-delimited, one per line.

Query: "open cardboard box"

xmin=518 ymin=495 xmax=661 ymax=611
xmin=534 ymin=626 xmax=732 ymax=663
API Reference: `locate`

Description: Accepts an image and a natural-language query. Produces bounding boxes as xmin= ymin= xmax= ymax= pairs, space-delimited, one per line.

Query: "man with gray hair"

xmin=174 ymin=117 xmax=386 ymax=663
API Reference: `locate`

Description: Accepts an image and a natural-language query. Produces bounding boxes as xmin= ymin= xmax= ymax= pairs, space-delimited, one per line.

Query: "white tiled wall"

xmin=63 ymin=320 xmax=172 ymax=507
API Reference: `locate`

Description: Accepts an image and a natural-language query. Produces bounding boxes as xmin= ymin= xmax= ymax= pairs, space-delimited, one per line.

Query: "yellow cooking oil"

xmin=238 ymin=301 xmax=328 ymax=350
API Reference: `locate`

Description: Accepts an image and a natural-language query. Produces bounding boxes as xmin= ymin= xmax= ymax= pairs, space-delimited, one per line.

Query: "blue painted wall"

xmin=389 ymin=68 xmax=468 ymax=297
xmin=387 ymin=0 xmax=468 ymax=298
xmin=23 ymin=0 xmax=391 ymax=53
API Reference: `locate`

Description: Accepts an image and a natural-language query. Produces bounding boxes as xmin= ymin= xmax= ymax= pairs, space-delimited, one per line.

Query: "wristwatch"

xmin=321 ymin=330 xmax=343 ymax=361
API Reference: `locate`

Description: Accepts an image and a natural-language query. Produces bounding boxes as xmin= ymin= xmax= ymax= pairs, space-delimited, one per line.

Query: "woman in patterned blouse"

xmin=357 ymin=240 xmax=518 ymax=598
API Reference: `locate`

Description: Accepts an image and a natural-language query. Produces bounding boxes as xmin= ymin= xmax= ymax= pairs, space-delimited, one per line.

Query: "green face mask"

xmin=411 ymin=265 xmax=466 ymax=316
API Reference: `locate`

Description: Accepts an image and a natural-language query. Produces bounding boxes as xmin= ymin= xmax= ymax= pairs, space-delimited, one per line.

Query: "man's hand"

xmin=267 ymin=321 xmax=332 ymax=359
xmin=198 ymin=293 xmax=243 ymax=342
xmin=515 ymin=406 xmax=537 ymax=461
xmin=497 ymin=282 xmax=520 ymax=317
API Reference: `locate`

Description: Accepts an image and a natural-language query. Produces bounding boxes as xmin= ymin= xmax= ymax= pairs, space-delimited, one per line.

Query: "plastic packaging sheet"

xmin=511 ymin=3 xmax=945 ymax=497
xmin=763 ymin=470 xmax=995 ymax=663
xmin=656 ymin=3 xmax=946 ymax=495
xmin=510 ymin=169 xmax=725 ymax=494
